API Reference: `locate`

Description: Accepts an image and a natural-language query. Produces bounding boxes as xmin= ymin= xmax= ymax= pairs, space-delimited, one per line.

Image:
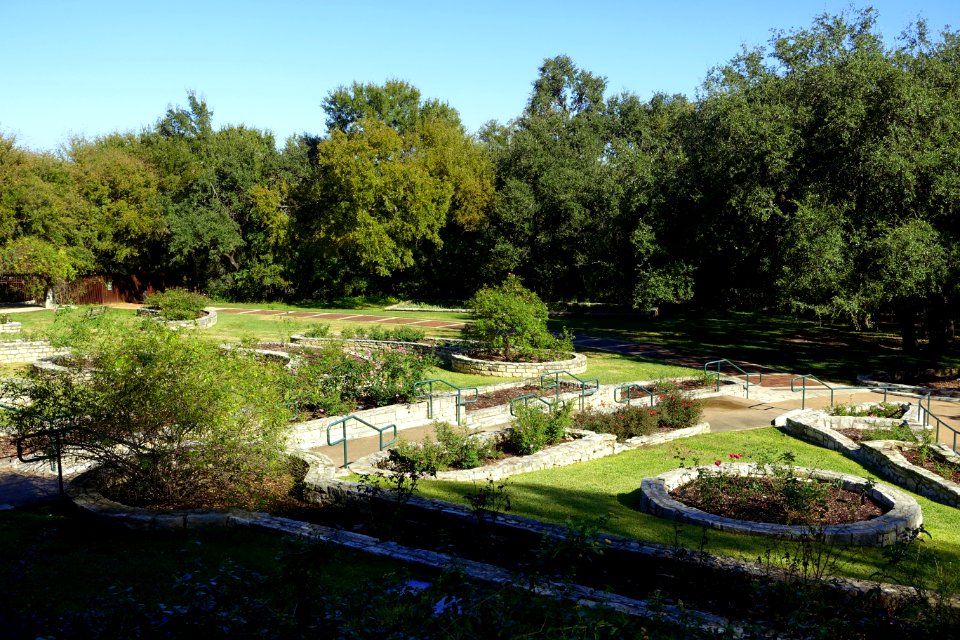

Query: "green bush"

xmin=505 ymin=402 xmax=572 ymax=455
xmin=388 ymin=422 xmax=499 ymax=472
xmin=3 ymin=320 xmax=291 ymax=507
xmin=144 ymin=288 xmax=210 ymax=321
xmin=828 ymin=402 xmax=906 ymax=418
xmin=653 ymin=380 xmax=704 ymax=429
xmin=303 ymin=323 xmax=330 ymax=338
xmin=573 ymin=404 xmax=659 ymax=441
xmin=466 ymin=275 xmax=571 ymax=362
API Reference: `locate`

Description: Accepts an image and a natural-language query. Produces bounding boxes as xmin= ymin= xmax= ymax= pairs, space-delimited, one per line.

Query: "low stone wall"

xmin=0 ymin=340 xmax=68 ymax=364
xmin=640 ymin=463 xmax=922 ymax=546
xmin=450 ymin=352 xmax=587 ymax=377
xmin=291 ymin=335 xmax=472 ymax=365
xmin=858 ymin=371 xmax=960 ymax=401
xmin=858 ymin=441 xmax=960 ymax=508
xmin=137 ymin=307 xmax=218 ymax=329
xmin=0 ymin=322 xmax=22 ymax=334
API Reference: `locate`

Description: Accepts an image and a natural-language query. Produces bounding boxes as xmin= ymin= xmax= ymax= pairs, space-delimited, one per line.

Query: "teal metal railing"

xmin=540 ymin=370 xmax=599 ymax=411
xmin=703 ymin=359 xmax=762 ymax=399
xmin=7 ymin=409 xmax=76 ymax=499
xmin=790 ymin=375 xmax=906 ymax=410
xmin=509 ymin=393 xmax=562 ymax=416
xmin=920 ymin=394 xmax=960 ymax=455
xmin=326 ymin=415 xmax=398 ymax=468
xmin=613 ymin=383 xmax=656 ymax=406
xmin=413 ymin=379 xmax=478 ymax=426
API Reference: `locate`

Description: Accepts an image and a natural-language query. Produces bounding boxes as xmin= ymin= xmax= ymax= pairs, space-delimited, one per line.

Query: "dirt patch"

xmin=467 ymin=383 xmax=580 ymax=411
xmin=670 ymin=476 xmax=886 ymax=526
xmin=900 ymin=447 xmax=960 ymax=483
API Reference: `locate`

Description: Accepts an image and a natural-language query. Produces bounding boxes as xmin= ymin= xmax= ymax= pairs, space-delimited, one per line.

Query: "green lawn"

xmin=414 ymin=427 xmax=960 ymax=590
xmin=552 ymin=309 xmax=960 ymax=383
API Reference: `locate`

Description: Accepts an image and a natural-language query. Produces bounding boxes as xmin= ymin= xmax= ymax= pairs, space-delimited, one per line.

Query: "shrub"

xmin=573 ymin=405 xmax=659 ymax=441
xmin=505 ymin=402 xmax=572 ymax=455
xmin=303 ymin=323 xmax=330 ymax=338
xmin=3 ymin=320 xmax=291 ymax=508
xmin=391 ymin=325 xmax=426 ymax=342
xmin=829 ymin=402 xmax=906 ymax=418
xmin=653 ymin=380 xmax=704 ymax=429
xmin=465 ymin=275 xmax=571 ymax=362
xmin=143 ymin=288 xmax=210 ymax=321
xmin=387 ymin=422 xmax=499 ymax=472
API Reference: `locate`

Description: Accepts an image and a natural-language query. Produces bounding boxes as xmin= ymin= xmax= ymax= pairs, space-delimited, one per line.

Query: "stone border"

xmin=450 ymin=351 xmax=587 ymax=377
xmin=640 ymin=463 xmax=922 ymax=546
xmin=858 ymin=440 xmax=960 ymax=508
xmin=0 ymin=340 xmax=66 ymax=364
xmin=0 ymin=322 xmax=22 ymax=334
xmin=776 ymin=408 xmax=960 ymax=508
xmin=136 ymin=307 xmax=218 ymax=329
xmin=347 ymin=423 xmax=711 ymax=482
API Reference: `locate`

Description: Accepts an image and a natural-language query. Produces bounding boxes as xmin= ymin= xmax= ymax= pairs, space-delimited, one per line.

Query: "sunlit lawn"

xmin=415 ymin=427 xmax=960 ymax=589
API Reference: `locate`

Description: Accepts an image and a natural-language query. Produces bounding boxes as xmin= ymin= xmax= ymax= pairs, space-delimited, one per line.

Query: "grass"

xmin=414 ymin=427 xmax=960 ymax=590
xmin=551 ymin=309 xmax=960 ymax=383
xmin=579 ymin=349 xmax=699 ymax=384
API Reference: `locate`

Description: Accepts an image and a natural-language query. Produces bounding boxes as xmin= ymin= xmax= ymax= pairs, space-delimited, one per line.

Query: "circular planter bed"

xmin=450 ymin=351 xmax=587 ymax=377
xmin=640 ymin=463 xmax=921 ymax=546
xmin=136 ymin=306 xmax=218 ymax=329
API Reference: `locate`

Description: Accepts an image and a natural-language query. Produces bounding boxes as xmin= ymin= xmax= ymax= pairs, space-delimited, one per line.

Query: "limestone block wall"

xmin=858 ymin=441 xmax=960 ymax=508
xmin=450 ymin=352 xmax=588 ymax=377
xmin=0 ymin=322 xmax=22 ymax=334
xmin=0 ymin=340 xmax=68 ymax=364
xmin=137 ymin=307 xmax=218 ymax=329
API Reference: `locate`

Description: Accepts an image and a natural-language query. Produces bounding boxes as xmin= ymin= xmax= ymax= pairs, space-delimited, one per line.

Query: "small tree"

xmin=465 ymin=275 xmax=570 ymax=361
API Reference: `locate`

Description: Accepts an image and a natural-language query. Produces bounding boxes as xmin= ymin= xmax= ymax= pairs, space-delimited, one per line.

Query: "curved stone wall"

xmin=640 ymin=463 xmax=922 ymax=546
xmin=0 ymin=322 xmax=22 ymax=334
xmin=137 ymin=307 xmax=218 ymax=329
xmin=450 ymin=352 xmax=587 ymax=377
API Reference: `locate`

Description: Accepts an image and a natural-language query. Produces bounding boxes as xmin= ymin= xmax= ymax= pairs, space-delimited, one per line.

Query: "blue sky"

xmin=2 ymin=1 xmax=955 ymax=151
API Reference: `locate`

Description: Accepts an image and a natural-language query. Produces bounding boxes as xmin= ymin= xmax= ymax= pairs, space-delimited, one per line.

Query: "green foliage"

xmin=860 ymin=422 xmax=918 ymax=442
xmin=338 ymin=323 xmax=426 ymax=342
xmin=3 ymin=318 xmax=291 ymax=507
xmin=143 ymin=287 xmax=210 ymax=321
xmin=287 ymin=343 xmax=435 ymax=415
xmin=388 ymin=422 xmax=499 ymax=472
xmin=466 ymin=274 xmax=570 ymax=361
xmin=573 ymin=404 xmax=659 ymax=441
xmin=828 ymin=402 xmax=906 ymax=418
xmin=505 ymin=402 xmax=572 ymax=455
xmin=653 ymin=380 xmax=705 ymax=429
xmin=302 ymin=322 xmax=330 ymax=338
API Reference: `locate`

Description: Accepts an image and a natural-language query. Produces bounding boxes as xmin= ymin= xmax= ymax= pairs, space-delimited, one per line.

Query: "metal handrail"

xmin=703 ymin=359 xmax=762 ymax=399
xmin=921 ymin=394 xmax=960 ymax=455
xmin=413 ymin=378 xmax=478 ymax=426
xmin=326 ymin=414 xmax=398 ymax=468
xmin=613 ymin=383 xmax=656 ymax=407
xmin=11 ymin=415 xmax=77 ymax=499
xmin=790 ymin=375 xmax=906 ymax=409
xmin=540 ymin=370 xmax=599 ymax=411
xmin=509 ymin=393 xmax=561 ymax=416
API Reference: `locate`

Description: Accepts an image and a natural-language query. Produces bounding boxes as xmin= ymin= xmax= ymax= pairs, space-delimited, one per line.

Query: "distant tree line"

xmin=1 ymin=9 xmax=958 ymax=349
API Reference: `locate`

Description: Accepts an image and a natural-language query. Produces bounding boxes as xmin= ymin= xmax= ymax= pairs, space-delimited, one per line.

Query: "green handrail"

xmin=790 ymin=375 xmax=902 ymax=409
xmin=614 ymin=383 xmax=656 ymax=407
xmin=540 ymin=370 xmax=599 ymax=411
xmin=413 ymin=378 xmax=478 ymax=426
xmin=326 ymin=415 xmax=398 ymax=468
xmin=509 ymin=393 xmax=561 ymax=416
xmin=918 ymin=394 xmax=960 ymax=455
xmin=11 ymin=414 xmax=77 ymax=499
xmin=703 ymin=359 xmax=762 ymax=399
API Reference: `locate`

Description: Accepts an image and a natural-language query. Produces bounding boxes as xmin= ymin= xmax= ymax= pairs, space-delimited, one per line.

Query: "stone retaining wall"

xmin=640 ymin=463 xmax=922 ymax=546
xmin=450 ymin=352 xmax=587 ymax=377
xmin=0 ymin=322 xmax=22 ymax=334
xmin=858 ymin=441 xmax=960 ymax=508
xmin=291 ymin=335 xmax=471 ymax=365
xmin=0 ymin=340 xmax=67 ymax=364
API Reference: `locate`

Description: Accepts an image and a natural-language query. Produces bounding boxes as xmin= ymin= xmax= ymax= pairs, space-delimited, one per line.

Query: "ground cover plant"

xmin=829 ymin=401 xmax=907 ymax=418
xmin=339 ymin=323 xmax=427 ymax=342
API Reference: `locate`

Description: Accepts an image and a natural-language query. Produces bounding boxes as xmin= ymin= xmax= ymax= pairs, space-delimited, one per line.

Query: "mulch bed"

xmin=467 ymin=383 xmax=581 ymax=411
xmin=900 ymin=447 xmax=960 ymax=483
xmin=837 ymin=428 xmax=870 ymax=443
xmin=670 ymin=476 xmax=886 ymax=526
